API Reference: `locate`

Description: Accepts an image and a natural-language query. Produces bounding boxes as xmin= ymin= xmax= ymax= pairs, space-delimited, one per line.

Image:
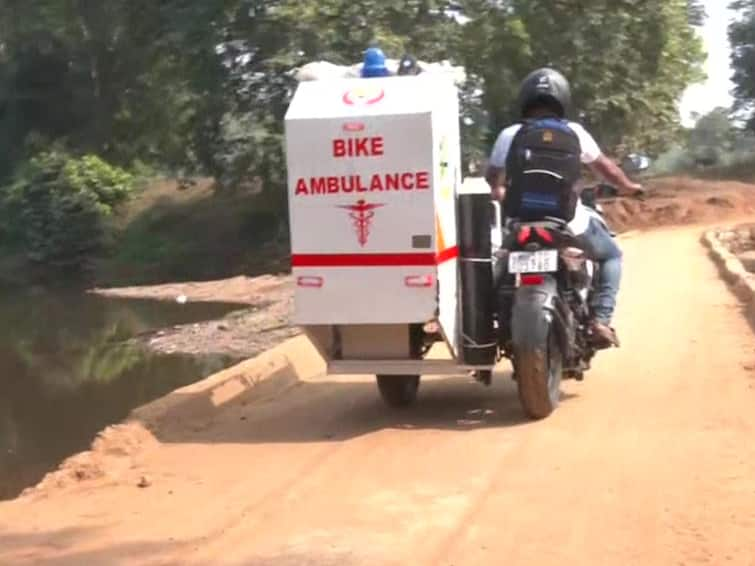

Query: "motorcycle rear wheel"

xmin=513 ymin=327 xmax=562 ymax=419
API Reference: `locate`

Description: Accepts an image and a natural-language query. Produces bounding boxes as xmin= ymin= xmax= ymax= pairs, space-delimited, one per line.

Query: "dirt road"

xmin=1 ymin=224 xmax=754 ymax=565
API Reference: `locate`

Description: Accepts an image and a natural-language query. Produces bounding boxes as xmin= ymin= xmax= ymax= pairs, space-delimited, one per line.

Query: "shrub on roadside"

xmin=2 ymin=151 xmax=134 ymax=275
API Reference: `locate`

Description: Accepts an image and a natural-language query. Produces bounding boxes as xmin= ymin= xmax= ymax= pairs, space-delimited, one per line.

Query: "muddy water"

xmin=0 ymin=287 xmax=242 ymax=500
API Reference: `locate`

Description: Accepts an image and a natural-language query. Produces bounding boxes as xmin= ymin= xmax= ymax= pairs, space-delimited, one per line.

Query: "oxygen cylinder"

xmin=458 ymin=192 xmax=497 ymax=365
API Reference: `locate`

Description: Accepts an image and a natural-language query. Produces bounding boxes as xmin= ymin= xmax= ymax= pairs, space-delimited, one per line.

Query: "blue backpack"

xmin=504 ymin=117 xmax=582 ymax=221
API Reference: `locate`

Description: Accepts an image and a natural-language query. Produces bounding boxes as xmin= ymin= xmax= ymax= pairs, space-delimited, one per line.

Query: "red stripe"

xmin=437 ymin=245 xmax=459 ymax=264
xmin=292 ymin=246 xmax=458 ymax=268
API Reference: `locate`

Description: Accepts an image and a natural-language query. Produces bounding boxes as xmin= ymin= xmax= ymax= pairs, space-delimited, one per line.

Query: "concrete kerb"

xmin=132 ymin=334 xmax=325 ymax=426
xmin=701 ymin=230 xmax=755 ymax=328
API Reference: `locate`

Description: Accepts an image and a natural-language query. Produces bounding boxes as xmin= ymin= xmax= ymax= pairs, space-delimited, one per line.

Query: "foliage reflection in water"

xmin=0 ymin=287 xmax=241 ymax=500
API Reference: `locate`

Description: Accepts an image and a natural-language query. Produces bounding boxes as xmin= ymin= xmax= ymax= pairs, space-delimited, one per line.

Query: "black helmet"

xmin=517 ymin=68 xmax=572 ymax=118
xmin=398 ymin=54 xmax=420 ymax=76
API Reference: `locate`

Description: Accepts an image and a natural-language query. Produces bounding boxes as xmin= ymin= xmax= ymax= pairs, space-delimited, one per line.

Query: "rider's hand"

xmin=491 ymin=186 xmax=505 ymax=202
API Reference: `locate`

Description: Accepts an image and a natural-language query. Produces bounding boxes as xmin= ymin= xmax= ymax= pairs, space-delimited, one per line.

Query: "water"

xmin=0 ymin=287 xmax=242 ymax=500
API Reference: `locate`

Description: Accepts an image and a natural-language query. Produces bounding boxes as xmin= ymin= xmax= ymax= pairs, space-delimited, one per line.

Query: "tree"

xmin=0 ymin=0 xmax=708 ymax=176
xmin=0 ymin=0 xmax=711 ymax=220
xmin=158 ymin=0 xmax=466 ymax=191
xmin=0 ymin=0 xmax=199 ymax=174
xmin=687 ymin=0 xmax=707 ymax=25
xmin=730 ymin=0 xmax=755 ymax=129
xmin=457 ymin=0 xmax=705 ymax=156
xmin=688 ymin=107 xmax=735 ymax=165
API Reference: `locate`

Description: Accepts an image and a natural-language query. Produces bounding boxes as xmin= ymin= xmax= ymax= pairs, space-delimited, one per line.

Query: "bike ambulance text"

xmin=294 ymin=135 xmax=431 ymax=196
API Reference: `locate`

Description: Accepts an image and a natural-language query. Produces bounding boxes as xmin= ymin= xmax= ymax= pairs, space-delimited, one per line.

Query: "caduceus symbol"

xmin=338 ymin=199 xmax=385 ymax=247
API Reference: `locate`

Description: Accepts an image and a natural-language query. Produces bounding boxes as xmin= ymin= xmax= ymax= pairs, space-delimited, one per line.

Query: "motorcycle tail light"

xmin=517 ymin=226 xmax=532 ymax=244
xmin=535 ymin=227 xmax=554 ymax=243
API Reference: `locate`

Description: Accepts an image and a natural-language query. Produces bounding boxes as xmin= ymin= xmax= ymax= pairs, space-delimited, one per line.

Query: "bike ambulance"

xmin=284 ymin=59 xmax=598 ymax=418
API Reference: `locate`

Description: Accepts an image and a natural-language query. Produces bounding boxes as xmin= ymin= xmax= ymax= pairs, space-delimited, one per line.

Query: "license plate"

xmin=508 ymin=250 xmax=558 ymax=274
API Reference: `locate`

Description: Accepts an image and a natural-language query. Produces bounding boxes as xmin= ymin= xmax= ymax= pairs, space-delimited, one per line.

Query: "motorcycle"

xmin=490 ymin=189 xmax=630 ymax=419
xmin=485 ymin=147 xmax=650 ymax=419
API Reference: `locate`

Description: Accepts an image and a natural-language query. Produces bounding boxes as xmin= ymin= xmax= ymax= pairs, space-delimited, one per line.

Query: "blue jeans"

xmin=576 ymin=218 xmax=623 ymax=324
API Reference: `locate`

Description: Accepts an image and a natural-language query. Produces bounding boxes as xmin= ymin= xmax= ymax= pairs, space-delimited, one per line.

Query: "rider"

xmin=361 ymin=47 xmax=391 ymax=78
xmin=485 ymin=68 xmax=644 ymax=346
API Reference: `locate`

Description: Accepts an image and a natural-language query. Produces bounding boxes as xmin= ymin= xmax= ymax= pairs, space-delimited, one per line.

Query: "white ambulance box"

xmin=285 ymin=76 xmax=461 ymax=337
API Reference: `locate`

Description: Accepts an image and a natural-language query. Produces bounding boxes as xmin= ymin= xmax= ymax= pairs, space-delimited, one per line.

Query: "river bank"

xmin=92 ymin=275 xmax=299 ymax=358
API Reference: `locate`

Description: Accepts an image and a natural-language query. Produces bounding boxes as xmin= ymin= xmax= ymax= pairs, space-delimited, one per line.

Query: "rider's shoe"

xmin=589 ymin=319 xmax=620 ymax=349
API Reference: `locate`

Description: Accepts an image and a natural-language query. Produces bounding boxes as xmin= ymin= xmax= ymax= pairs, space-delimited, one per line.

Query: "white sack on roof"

xmin=294 ymin=59 xmax=466 ymax=85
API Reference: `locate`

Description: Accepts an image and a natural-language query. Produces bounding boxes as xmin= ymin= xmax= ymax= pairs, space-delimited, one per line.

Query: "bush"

xmin=63 ymin=155 xmax=133 ymax=210
xmin=3 ymin=152 xmax=134 ymax=275
xmin=647 ymin=145 xmax=694 ymax=176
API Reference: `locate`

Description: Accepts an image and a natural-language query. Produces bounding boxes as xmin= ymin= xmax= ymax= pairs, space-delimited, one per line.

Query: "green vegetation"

xmin=96 ymin=180 xmax=288 ymax=286
xmin=2 ymin=152 xmax=134 ymax=276
xmin=643 ymin=1 xmax=755 ymax=180
xmin=461 ymin=0 xmax=705 ymax=157
xmin=652 ymin=1 xmax=755 ymax=182
xmin=649 ymin=107 xmax=755 ymax=177
xmin=730 ymin=0 xmax=755 ymax=130
xmin=0 ymin=1 xmax=711 ymax=283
